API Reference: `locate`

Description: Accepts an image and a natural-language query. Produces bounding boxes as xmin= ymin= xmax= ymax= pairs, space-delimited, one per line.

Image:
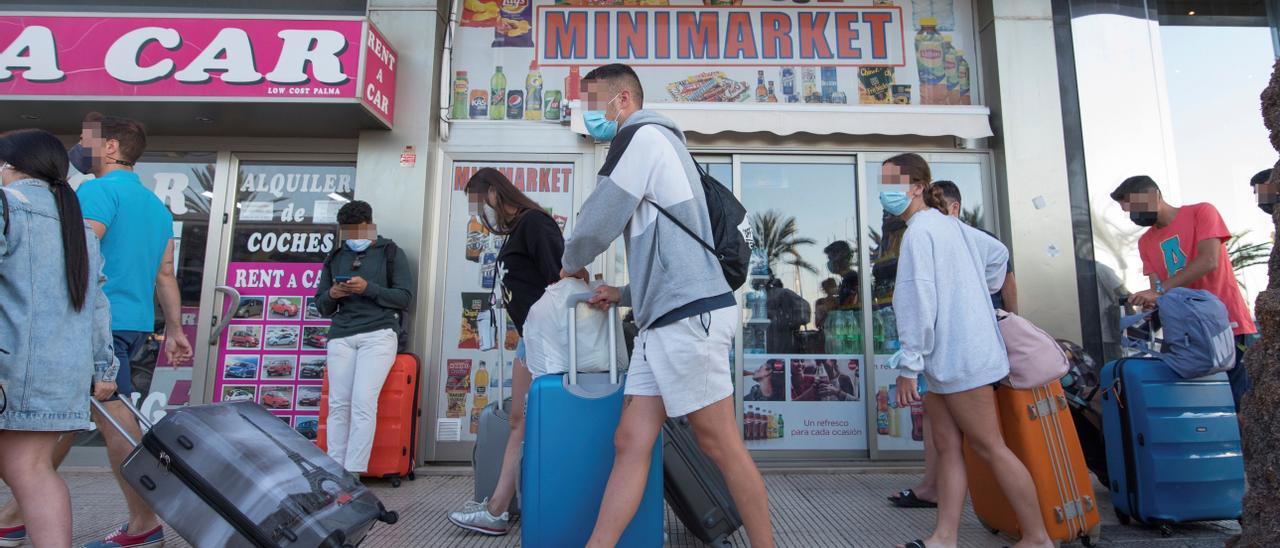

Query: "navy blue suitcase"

xmin=1099 ymin=356 xmax=1245 ymax=533
xmin=521 ymin=300 xmax=663 ymax=548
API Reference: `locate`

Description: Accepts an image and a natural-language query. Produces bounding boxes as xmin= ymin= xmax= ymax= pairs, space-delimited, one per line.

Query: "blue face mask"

xmin=346 ymin=239 xmax=372 ymax=252
xmin=584 ymin=94 xmax=620 ymax=141
xmin=879 ymin=191 xmax=911 ymax=217
xmin=68 ymin=144 xmax=94 ymax=174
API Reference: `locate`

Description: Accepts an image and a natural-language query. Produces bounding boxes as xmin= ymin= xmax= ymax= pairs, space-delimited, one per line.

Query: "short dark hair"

xmin=337 ymin=200 xmax=373 ymax=224
xmin=1110 ymin=175 xmax=1161 ymax=202
xmin=1251 ymin=169 xmax=1272 ymax=187
xmin=84 ymin=112 xmax=147 ymax=164
xmin=823 ymin=240 xmax=852 ymax=257
xmin=932 ymin=180 xmax=962 ymax=205
xmin=582 ymin=64 xmax=644 ymax=106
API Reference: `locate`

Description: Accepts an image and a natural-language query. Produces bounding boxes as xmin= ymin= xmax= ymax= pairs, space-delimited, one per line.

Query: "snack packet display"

xmin=666 ymin=71 xmax=751 ymax=103
xmin=462 ymin=0 xmax=500 ymax=27
xmin=494 ymin=0 xmax=534 ymax=48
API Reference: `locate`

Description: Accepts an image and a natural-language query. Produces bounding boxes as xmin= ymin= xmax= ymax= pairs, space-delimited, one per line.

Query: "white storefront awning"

xmin=571 ymin=102 xmax=993 ymax=139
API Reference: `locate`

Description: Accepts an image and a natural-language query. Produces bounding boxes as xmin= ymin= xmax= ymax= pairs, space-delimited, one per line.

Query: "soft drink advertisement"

xmin=436 ymin=161 xmax=575 ymax=442
xmin=449 ymin=0 xmax=975 ymax=121
xmin=214 ymin=262 xmax=331 ymax=440
xmin=874 ymin=355 xmax=926 ymax=451
xmin=742 ymin=355 xmax=867 ymax=450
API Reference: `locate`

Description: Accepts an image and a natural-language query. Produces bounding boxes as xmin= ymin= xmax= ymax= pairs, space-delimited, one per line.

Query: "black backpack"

xmin=600 ymin=123 xmax=751 ymax=290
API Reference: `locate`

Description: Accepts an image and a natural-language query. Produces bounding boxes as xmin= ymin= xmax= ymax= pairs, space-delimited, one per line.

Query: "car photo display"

xmin=216 ymin=264 xmax=333 ymax=434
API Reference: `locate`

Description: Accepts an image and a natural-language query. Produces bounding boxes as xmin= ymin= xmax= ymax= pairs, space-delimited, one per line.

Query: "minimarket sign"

xmin=536 ymin=6 xmax=906 ymax=67
xmin=0 ymin=14 xmax=398 ymax=126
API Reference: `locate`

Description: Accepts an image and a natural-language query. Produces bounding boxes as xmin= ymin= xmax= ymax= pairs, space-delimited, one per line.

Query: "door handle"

xmin=209 ymin=285 xmax=241 ymax=345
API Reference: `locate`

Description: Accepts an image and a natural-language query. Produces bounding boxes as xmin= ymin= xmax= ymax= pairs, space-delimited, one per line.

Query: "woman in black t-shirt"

xmin=449 ymin=168 xmax=564 ymax=537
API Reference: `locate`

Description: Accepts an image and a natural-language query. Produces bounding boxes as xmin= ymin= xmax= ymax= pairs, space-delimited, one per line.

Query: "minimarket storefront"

xmin=425 ymin=0 xmax=1017 ymax=462
xmin=0 ymin=6 xmax=440 ymax=461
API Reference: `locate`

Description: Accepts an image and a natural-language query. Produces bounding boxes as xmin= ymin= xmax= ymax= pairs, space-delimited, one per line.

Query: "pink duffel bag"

xmin=995 ymin=309 xmax=1069 ymax=389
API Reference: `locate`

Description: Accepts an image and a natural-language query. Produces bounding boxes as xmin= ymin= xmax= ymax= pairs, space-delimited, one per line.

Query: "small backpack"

xmin=995 ymin=310 xmax=1071 ymax=389
xmin=601 ymin=123 xmax=751 ymax=290
xmin=1152 ymin=288 xmax=1236 ymax=378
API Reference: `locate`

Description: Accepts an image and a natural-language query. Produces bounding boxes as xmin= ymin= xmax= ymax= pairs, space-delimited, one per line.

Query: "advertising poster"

xmin=874 ymin=355 xmax=926 ymax=451
xmin=448 ymin=0 xmax=976 ymax=122
xmin=741 ymin=355 xmax=866 ymax=450
xmin=437 ymin=161 xmax=574 ymax=443
xmin=213 ymin=262 xmax=330 ymax=435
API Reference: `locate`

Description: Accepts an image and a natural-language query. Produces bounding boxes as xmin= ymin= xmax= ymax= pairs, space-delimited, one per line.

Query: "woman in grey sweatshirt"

xmin=882 ymin=154 xmax=1053 ymax=548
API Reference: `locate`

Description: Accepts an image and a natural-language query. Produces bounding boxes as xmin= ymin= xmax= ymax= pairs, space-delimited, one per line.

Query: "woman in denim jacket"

xmin=0 ymin=129 xmax=117 ymax=548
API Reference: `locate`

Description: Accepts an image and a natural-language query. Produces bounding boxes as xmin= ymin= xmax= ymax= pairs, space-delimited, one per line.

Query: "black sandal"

xmin=889 ymin=489 xmax=938 ymax=508
xmin=898 ymin=540 xmax=927 ymax=548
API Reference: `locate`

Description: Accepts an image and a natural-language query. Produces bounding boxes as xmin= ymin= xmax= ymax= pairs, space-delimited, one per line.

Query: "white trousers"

xmin=326 ymin=328 xmax=398 ymax=473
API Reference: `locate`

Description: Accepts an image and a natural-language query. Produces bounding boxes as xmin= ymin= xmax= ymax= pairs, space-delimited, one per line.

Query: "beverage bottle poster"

xmin=742 ymin=355 xmax=867 ymax=450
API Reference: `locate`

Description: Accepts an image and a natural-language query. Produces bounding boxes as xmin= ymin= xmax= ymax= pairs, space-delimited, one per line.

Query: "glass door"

xmin=195 ymin=155 xmax=357 ymax=440
xmin=735 ymin=156 xmax=868 ymax=456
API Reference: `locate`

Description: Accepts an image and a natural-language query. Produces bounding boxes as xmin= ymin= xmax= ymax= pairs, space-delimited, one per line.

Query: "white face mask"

xmin=482 ymin=204 xmax=499 ymax=228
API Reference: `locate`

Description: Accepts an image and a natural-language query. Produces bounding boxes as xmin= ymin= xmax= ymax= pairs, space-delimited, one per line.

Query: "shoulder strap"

xmin=598 ymin=122 xmax=656 ymax=176
xmin=384 ymin=240 xmax=398 ymax=288
xmin=1 ymin=188 xmax=8 ymax=237
xmin=648 ymin=200 xmax=716 ymax=256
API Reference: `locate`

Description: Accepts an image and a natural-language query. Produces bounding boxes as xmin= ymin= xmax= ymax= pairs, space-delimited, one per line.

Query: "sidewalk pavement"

xmin=2 ymin=467 xmax=1238 ymax=547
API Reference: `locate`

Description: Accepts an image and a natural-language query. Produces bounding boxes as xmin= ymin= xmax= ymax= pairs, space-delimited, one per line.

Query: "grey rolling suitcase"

xmin=93 ymin=398 xmax=398 ymax=547
xmin=663 ymin=416 xmax=743 ymax=547
xmin=472 ymin=293 xmax=520 ymax=515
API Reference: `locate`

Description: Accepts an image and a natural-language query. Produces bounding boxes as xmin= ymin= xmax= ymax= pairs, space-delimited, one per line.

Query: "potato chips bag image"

xmin=493 ymin=0 xmax=534 ymax=48
xmin=462 ymin=0 xmax=500 ymax=27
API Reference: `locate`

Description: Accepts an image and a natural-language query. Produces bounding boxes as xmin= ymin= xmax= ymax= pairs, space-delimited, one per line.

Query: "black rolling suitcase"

xmin=93 ymin=399 xmax=398 ymax=547
xmin=662 ymin=416 xmax=743 ymax=547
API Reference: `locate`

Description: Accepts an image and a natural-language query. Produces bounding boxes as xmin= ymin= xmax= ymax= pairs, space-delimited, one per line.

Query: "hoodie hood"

xmin=621 ymin=109 xmax=686 ymax=144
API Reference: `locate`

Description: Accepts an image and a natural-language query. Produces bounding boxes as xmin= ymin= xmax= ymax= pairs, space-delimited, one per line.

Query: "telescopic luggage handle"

xmin=565 ymin=292 xmax=619 ymax=387
xmin=89 ymin=395 xmax=154 ymax=448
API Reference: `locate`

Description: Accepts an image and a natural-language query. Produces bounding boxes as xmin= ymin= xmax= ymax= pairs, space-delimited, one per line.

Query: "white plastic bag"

xmin=524 ymin=279 xmax=627 ymax=378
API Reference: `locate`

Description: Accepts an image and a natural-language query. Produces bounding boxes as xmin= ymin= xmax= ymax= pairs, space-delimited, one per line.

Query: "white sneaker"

xmin=448 ymin=498 xmax=510 ymax=536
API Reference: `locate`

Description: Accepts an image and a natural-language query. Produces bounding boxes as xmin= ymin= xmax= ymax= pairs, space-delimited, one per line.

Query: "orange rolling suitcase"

xmin=319 ymin=353 xmax=421 ymax=487
xmin=964 ymin=380 xmax=1101 ymax=546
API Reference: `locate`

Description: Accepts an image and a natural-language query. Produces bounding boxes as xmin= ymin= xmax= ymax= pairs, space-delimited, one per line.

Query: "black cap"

xmin=1250 ymin=169 xmax=1272 ymax=187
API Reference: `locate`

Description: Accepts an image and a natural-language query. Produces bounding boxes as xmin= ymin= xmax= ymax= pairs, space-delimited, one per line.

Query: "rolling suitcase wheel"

xmin=391 ymin=477 xmax=402 ymax=488
xmin=1115 ymin=509 xmax=1131 ymax=525
xmin=1158 ymin=524 xmax=1173 ymax=537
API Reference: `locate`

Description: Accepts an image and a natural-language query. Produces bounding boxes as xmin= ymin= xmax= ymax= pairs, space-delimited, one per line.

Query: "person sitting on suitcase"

xmin=0 ymin=129 xmax=117 ymax=548
xmin=881 ymin=153 xmax=1054 ymax=548
xmin=559 ymin=63 xmax=775 ymax=548
xmin=448 ymin=168 xmax=565 ymax=536
xmin=1112 ymin=176 xmax=1257 ymax=415
xmin=314 ymin=201 xmax=414 ymax=475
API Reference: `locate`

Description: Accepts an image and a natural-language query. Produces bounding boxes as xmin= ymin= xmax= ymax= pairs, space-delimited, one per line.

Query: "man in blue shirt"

xmin=0 ymin=113 xmax=190 ymax=548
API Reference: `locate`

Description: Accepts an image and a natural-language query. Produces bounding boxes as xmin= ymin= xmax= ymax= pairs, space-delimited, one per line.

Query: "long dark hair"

xmin=884 ymin=153 xmax=946 ymax=213
xmin=464 ymin=167 xmax=547 ymax=235
xmin=0 ymin=129 xmax=90 ymax=310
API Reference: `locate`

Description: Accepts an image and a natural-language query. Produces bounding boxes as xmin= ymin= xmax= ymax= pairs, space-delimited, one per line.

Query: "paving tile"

xmin=0 ymin=471 xmax=1239 ymax=547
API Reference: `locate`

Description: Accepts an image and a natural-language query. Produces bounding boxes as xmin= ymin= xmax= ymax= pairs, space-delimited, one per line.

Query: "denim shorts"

xmin=109 ymin=331 xmax=148 ymax=402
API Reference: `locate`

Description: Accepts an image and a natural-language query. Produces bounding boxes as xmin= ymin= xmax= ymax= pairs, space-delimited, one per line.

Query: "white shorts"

xmin=625 ymin=305 xmax=737 ymax=417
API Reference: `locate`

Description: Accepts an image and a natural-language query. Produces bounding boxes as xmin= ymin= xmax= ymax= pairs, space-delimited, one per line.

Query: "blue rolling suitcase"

xmin=521 ymin=299 xmax=664 ymax=548
xmin=1099 ymin=356 xmax=1245 ymax=533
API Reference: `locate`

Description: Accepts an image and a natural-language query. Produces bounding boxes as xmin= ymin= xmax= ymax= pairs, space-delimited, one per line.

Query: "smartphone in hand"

xmin=335 ymin=275 xmax=353 ymax=283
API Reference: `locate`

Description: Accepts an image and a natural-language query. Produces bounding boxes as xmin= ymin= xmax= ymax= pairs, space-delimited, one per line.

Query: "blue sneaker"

xmin=0 ymin=524 xmax=26 ymax=548
xmin=82 ymin=524 xmax=164 ymax=548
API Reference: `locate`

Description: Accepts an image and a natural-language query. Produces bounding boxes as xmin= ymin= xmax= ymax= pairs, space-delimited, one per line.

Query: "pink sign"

xmin=214 ymin=262 xmax=330 ymax=434
xmin=0 ymin=15 xmax=395 ymax=125
xmin=360 ymin=23 xmax=397 ymax=126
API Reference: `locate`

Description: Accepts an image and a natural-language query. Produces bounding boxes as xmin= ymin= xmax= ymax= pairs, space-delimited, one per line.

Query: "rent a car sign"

xmin=536 ymin=6 xmax=905 ymax=67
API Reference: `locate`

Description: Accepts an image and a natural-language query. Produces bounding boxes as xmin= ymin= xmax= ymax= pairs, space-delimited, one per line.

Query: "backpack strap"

xmin=1 ymin=187 xmax=9 ymax=237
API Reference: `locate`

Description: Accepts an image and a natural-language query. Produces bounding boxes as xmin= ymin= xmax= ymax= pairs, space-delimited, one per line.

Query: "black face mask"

xmin=1130 ymin=211 xmax=1158 ymax=227
xmin=1261 ymin=202 xmax=1275 ymax=216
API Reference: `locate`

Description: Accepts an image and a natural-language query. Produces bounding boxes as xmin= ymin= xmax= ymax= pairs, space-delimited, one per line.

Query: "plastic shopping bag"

xmin=524 ymin=279 xmax=628 ymax=378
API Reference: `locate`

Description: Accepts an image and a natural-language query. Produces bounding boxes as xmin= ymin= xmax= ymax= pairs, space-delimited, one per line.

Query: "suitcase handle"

xmin=565 ymin=292 xmax=620 ymax=387
xmin=89 ymin=396 xmax=153 ymax=448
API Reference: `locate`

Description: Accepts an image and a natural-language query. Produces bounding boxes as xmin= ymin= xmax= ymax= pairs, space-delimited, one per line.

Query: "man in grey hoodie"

xmin=559 ymin=64 xmax=774 ymax=548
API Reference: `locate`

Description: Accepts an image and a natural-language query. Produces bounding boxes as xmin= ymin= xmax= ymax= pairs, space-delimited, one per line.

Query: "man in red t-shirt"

xmin=1111 ymin=175 xmax=1257 ymax=411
